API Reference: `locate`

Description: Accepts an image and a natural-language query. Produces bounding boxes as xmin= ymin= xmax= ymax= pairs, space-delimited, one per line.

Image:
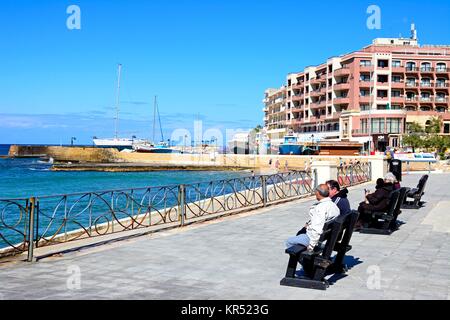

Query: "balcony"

xmin=376 ymin=82 xmax=390 ymax=87
xmin=405 ymin=81 xmax=419 ymax=88
xmin=312 ymin=90 xmax=324 ymax=97
xmin=311 ymin=78 xmax=321 ymax=85
xmin=405 ymin=67 xmax=419 ymax=73
xmin=360 ymin=65 xmax=374 ymax=73
xmin=291 ymin=95 xmax=303 ymax=102
xmin=334 ymin=97 xmax=350 ymax=105
xmin=391 ymin=81 xmax=404 ymax=89
xmin=435 ymin=97 xmax=449 ymax=103
xmin=420 ymin=82 xmax=433 ymax=88
xmin=359 ymin=95 xmax=371 ymax=103
xmin=405 ymin=96 xmax=419 ymax=103
xmin=334 ymin=82 xmax=350 ymax=91
xmin=359 ymin=80 xmax=372 ymax=88
xmin=436 ymin=82 xmax=450 ymax=88
xmin=392 ymin=66 xmax=405 ymax=73
xmin=391 ymin=96 xmax=405 ymax=104
xmin=419 ymin=96 xmax=433 ymax=103
xmin=436 ymin=67 xmax=450 ymax=74
xmin=292 ymin=84 xmax=303 ymax=90
xmin=420 ymin=67 xmax=434 ymax=73
xmin=334 ymin=67 xmax=350 ymax=76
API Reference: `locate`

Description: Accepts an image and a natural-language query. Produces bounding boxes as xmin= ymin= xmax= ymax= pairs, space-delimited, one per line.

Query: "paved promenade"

xmin=1 ymin=173 xmax=449 ymax=300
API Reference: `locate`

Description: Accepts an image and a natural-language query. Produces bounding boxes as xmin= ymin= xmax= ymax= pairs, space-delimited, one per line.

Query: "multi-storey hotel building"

xmin=263 ymin=26 xmax=450 ymax=152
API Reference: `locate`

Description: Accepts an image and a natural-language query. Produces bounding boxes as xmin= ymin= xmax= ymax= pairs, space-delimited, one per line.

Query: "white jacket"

xmin=306 ymin=197 xmax=340 ymax=249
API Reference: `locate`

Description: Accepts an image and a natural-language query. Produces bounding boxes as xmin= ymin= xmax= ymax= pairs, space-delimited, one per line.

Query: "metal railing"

xmin=0 ymin=170 xmax=315 ymax=261
xmin=337 ymin=162 xmax=372 ymax=188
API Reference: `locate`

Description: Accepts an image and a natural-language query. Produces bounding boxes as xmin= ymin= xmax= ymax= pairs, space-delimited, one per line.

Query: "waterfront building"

xmin=263 ymin=25 xmax=450 ymax=152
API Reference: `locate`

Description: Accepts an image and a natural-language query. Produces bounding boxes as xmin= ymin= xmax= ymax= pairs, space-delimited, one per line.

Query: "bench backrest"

xmin=316 ymin=215 xmax=345 ymax=260
xmin=336 ymin=210 xmax=359 ymax=249
xmin=386 ymin=190 xmax=401 ymax=218
xmin=417 ymin=175 xmax=429 ymax=194
xmin=394 ymin=187 xmax=409 ymax=215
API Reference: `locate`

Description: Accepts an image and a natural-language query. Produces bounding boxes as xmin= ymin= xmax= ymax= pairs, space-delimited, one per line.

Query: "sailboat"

xmin=133 ymin=96 xmax=175 ymax=153
xmin=93 ymin=64 xmax=145 ymax=150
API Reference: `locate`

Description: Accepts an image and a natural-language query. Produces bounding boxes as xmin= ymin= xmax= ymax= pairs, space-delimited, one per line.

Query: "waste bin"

xmin=389 ymin=159 xmax=402 ymax=182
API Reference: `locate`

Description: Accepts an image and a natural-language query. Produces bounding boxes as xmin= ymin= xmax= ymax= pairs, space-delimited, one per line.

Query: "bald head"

xmin=315 ymin=184 xmax=330 ymax=200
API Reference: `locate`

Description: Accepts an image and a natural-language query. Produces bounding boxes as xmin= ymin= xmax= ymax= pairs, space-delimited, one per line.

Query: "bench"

xmin=402 ymin=175 xmax=428 ymax=209
xmin=280 ymin=210 xmax=359 ymax=290
xmin=359 ymin=189 xmax=401 ymax=235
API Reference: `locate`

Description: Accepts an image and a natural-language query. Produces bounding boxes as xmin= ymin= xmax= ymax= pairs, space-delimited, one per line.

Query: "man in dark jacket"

xmin=356 ymin=173 xmax=396 ymax=227
xmin=326 ymin=180 xmax=351 ymax=216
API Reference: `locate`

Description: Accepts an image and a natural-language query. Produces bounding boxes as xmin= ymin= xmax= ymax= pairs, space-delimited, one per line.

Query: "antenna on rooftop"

xmin=411 ymin=23 xmax=418 ymax=41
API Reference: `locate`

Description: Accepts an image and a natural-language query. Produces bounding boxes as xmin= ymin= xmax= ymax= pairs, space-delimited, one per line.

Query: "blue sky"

xmin=1 ymin=0 xmax=449 ymax=145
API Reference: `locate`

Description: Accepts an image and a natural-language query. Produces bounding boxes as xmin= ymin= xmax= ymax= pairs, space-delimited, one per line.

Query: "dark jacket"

xmin=332 ymin=188 xmax=351 ymax=215
xmin=364 ymin=183 xmax=394 ymax=212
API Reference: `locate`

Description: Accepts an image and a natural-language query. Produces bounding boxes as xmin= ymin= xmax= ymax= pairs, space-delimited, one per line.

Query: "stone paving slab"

xmin=0 ymin=173 xmax=449 ymax=300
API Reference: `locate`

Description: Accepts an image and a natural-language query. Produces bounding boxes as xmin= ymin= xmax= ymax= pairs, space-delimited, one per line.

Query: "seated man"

xmin=285 ymin=184 xmax=340 ymax=251
xmin=326 ymin=180 xmax=351 ymax=216
xmin=356 ymin=173 xmax=396 ymax=228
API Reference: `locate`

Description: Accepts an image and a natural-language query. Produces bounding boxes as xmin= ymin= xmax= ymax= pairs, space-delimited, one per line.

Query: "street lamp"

xmin=71 ymin=137 xmax=77 ymax=147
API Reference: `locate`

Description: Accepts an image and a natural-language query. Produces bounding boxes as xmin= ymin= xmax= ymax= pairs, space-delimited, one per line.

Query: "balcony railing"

xmin=436 ymin=67 xmax=449 ymax=73
xmin=405 ymin=67 xmax=419 ymax=72
xmin=420 ymin=67 xmax=434 ymax=72
xmin=436 ymin=82 xmax=450 ymax=88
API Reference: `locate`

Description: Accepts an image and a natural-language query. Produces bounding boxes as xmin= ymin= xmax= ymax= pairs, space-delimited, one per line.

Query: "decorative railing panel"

xmin=337 ymin=162 xmax=371 ymax=187
xmin=0 ymin=171 xmax=315 ymax=260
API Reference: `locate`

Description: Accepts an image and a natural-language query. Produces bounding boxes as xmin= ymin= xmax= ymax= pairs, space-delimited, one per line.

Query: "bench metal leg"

xmin=284 ymin=254 xmax=299 ymax=278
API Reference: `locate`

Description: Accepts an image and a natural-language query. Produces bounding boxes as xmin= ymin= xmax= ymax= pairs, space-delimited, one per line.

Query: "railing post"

xmin=261 ymin=176 xmax=267 ymax=207
xmin=313 ymin=169 xmax=318 ymax=190
xmin=369 ymin=162 xmax=373 ymax=181
xmin=27 ymin=197 xmax=36 ymax=262
xmin=178 ymin=185 xmax=186 ymax=227
xmin=350 ymin=166 xmax=354 ymax=185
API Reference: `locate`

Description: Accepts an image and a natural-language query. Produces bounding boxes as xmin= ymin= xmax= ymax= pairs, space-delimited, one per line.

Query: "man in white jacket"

xmin=285 ymin=184 xmax=340 ymax=251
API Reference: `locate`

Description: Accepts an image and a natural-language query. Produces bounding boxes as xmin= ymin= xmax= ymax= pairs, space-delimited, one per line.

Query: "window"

xmin=378 ymin=60 xmax=389 ymax=68
xmin=386 ymin=118 xmax=401 ymax=133
xmin=360 ymin=119 xmax=368 ymax=133
xmin=360 ymin=89 xmax=370 ymax=96
xmin=371 ymin=118 xmax=385 ymax=134
xmin=421 ymin=92 xmax=431 ymax=101
xmin=360 ymin=60 xmax=372 ymax=67
xmin=377 ymin=90 xmax=388 ymax=98
xmin=377 ymin=75 xmax=389 ymax=83
xmin=360 ymin=104 xmax=370 ymax=111
xmin=444 ymin=123 xmax=450 ymax=134
xmin=421 ymin=62 xmax=432 ymax=71
xmin=436 ymin=78 xmax=446 ymax=87
xmin=392 ymin=61 xmax=401 ymax=68
xmin=360 ymin=74 xmax=371 ymax=81
xmin=406 ymin=62 xmax=416 ymax=71
xmin=421 ymin=78 xmax=431 ymax=87
xmin=391 ymin=105 xmax=401 ymax=110
xmin=437 ymin=63 xmax=447 ymax=72
xmin=406 ymin=78 xmax=417 ymax=87
xmin=392 ymin=90 xmax=401 ymax=97
xmin=392 ymin=75 xmax=402 ymax=83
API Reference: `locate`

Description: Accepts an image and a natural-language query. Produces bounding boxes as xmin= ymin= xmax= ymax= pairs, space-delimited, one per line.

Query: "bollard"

xmin=27 ymin=197 xmax=36 ymax=262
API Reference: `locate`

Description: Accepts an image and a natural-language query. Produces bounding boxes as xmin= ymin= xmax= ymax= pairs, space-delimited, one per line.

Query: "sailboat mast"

xmin=157 ymin=97 xmax=164 ymax=142
xmin=152 ymin=95 xmax=157 ymax=143
xmin=114 ymin=63 xmax=122 ymax=139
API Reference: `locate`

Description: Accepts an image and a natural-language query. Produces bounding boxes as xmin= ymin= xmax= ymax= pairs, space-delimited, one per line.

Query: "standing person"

xmin=326 ymin=180 xmax=351 ymax=216
xmin=284 ymin=160 xmax=289 ymax=172
xmin=275 ymin=159 xmax=280 ymax=171
xmin=285 ymin=184 xmax=340 ymax=251
xmin=268 ymin=158 xmax=273 ymax=167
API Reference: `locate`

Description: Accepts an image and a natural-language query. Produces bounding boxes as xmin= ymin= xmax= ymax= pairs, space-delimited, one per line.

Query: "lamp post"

xmin=71 ymin=137 xmax=77 ymax=147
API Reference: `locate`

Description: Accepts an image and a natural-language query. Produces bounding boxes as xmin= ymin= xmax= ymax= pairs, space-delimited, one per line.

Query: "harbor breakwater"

xmin=6 ymin=145 xmax=441 ymax=172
